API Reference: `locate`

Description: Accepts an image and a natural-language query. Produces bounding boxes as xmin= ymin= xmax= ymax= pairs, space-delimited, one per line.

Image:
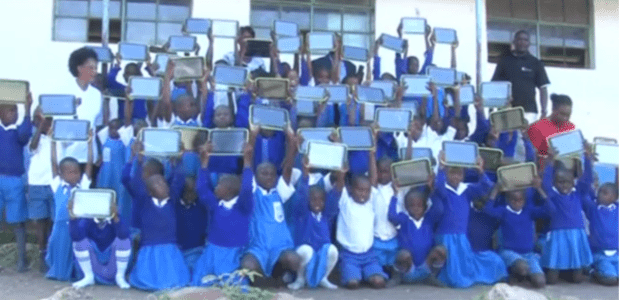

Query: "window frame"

xmin=486 ymin=0 xmax=594 ymax=69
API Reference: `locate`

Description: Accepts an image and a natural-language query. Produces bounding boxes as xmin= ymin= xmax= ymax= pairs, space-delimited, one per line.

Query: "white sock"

xmin=319 ymin=244 xmax=338 ymax=289
xmin=115 ymin=249 xmax=131 ymax=289
xmin=72 ymin=248 xmax=95 ymax=289
xmin=288 ymin=245 xmax=313 ymax=290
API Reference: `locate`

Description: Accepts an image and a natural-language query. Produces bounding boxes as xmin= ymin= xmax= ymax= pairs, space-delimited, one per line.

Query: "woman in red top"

xmin=527 ymin=94 xmax=575 ymax=160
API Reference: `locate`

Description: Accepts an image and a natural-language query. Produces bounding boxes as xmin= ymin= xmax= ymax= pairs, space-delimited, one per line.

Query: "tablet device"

xmin=547 ymin=130 xmax=584 ymax=158
xmin=88 ymin=46 xmax=113 ymax=63
xmin=273 ymin=20 xmax=298 ymax=37
xmin=379 ymin=34 xmax=406 ymax=53
xmin=250 ymin=105 xmax=289 ymax=131
xmin=307 ymin=141 xmax=347 ymax=171
xmin=442 ymin=141 xmax=479 ymax=168
xmin=434 ymin=28 xmax=458 ymax=44
xmin=400 ymin=75 xmax=431 ymax=97
xmin=296 ymin=100 xmax=316 ymax=116
xmin=342 ymin=46 xmax=369 ymax=62
xmin=154 ymin=54 xmax=176 ymax=76
xmin=370 ymin=80 xmax=396 ymax=101
xmin=119 ymin=43 xmax=148 ymax=62
xmin=246 ymin=39 xmax=272 ymax=58
xmin=214 ymin=65 xmax=248 ymax=87
xmin=209 ymin=128 xmax=248 ymax=156
xmin=211 ymin=19 xmax=239 ymax=38
xmin=481 ymin=81 xmax=511 ymax=108
xmin=398 ymin=147 xmax=435 ymax=165
xmin=595 ymin=143 xmax=619 ymax=166
xmin=375 ymin=108 xmax=412 ymax=132
xmin=356 ymin=85 xmax=386 ymax=104
xmin=594 ymin=137 xmax=617 ymax=144
xmin=141 ymin=129 xmax=181 ymax=157
xmin=295 ymin=86 xmax=328 ymax=102
xmin=167 ymin=35 xmax=197 ymax=53
xmin=489 ymin=107 xmax=527 ymax=132
xmin=308 ymin=32 xmax=335 ymax=51
xmin=128 ymin=77 xmax=163 ymax=100
xmin=0 ymin=80 xmax=29 ymax=104
xmin=322 ymin=84 xmax=349 ymax=103
xmin=173 ymin=126 xmax=209 ymax=151
xmin=184 ymin=18 xmax=211 ymax=34
xmin=297 ymin=128 xmax=333 ymax=154
xmin=497 ymin=163 xmax=538 ymax=191
xmin=256 ymin=78 xmax=290 ymax=100
xmin=70 ymin=189 xmax=116 ymax=219
xmin=392 ymin=159 xmax=432 ymax=187
xmin=479 ymin=147 xmax=504 ymax=172
xmin=427 ymin=67 xmax=457 ymax=87
xmin=401 ymin=17 xmax=426 ymax=34
xmin=52 ymin=119 xmax=90 ymax=141
xmin=338 ymin=127 xmax=375 ymax=150
xmin=594 ymin=163 xmax=617 ymax=185
xmin=277 ymin=36 xmax=301 ymax=53
xmin=39 ymin=94 xmax=76 ymax=116
xmin=173 ymin=57 xmax=205 ymax=82
xmin=459 ymin=84 xmax=476 ymax=106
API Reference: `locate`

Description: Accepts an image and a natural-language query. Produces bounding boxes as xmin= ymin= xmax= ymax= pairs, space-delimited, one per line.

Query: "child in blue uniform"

xmin=97 ymin=119 xmax=130 ymax=226
xmin=541 ymin=150 xmax=594 ymax=284
xmin=68 ymin=202 xmax=131 ymax=289
xmin=389 ymin=186 xmax=447 ymax=285
xmin=176 ymin=176 xmax=208 ymax=273
xmin=433 ymin=151 xmax=507 ymax=288
xmin=483 ymin=177 xmax=554 ymax=288
xmin=582 ymin=182 xmax=619 ymax=286
xmin=46 ymin=133 xmax=93 ymax=281
xmin=192 ymin=141 xmax=254 ymax=286
xmin=129 ymin=159 xmax=190 ymax=290
xmin=0 ymin=96 xmax=32 ymax=272
xmin=467 ymin=193 xmax=500 ymax=253
xmin=287 ymin=159 xmax=339 ymax=290
xmin=241 ymin=126 xmax=301 ymax=285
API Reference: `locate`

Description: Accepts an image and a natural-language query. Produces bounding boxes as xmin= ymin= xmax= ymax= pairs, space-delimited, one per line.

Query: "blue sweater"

xmin=496 ymin=131 xmax=535 ymax=161
xmin=107 ymin=66 xmax=148 ymax=120
xmin=468 ymin=206 xmax=500 ymax=252
xmin=196 ymin=167 xmax=253 ymax=248
xmin=434 ymin=170 xmax=494 ymax=235
xmin=371 ymin=50 xmax=433 ymax=81
xmin=542 ymin=158 xmax=591 ymax=230
xmin=122 ymin=159 xmax=147 ymax=229
xmin=582 ymin=197 xmax=619 ymax=252
xmin=291 ymin=177 xmax=338 ymax=251
xmin=0 ymin=117 xmax=32 ymax=176
xmin=202 ymin=92 xmax=251 ymax=129
xmin=253 ymin=132 xmax=286 ymax=172
xmin=389 ymin=195 xmax=443 ymax=266
xmin=69 ymin=218 xmax=130 ymax=251
xmin=175 ymin=197 xmax=208 ymax=251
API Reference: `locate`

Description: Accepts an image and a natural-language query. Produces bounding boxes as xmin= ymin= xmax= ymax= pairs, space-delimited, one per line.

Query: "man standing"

xmin=492 ymin=30 xmax=550 ymax=124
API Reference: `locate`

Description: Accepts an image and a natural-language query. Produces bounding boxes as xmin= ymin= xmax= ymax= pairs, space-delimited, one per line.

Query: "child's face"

xmin=256 ymin=163 xmax=278 ymax=191
xmin=485 ymin=133 xmax=498 ymax=147
xmin=123 ymin=64 xmax=141 ymax=82
xmin=287 ymin=70 xmax=299 ymax=88
xmin=176 ymin=97 xmax=198 ymax=121
xmin=406 ymin=195 xmax=426 ymax=220
xmin=507 ymin=190 xmax=526 ymax=211
xmin=407 ymin=57 xmax=419 ymax=74
xmin=454 ymin=120 xmax=468 ymax=141
xmin=447 ymin=167 xmax=464 ymax=189
xmin=133 ymin=120 xmax=147 ymax=137
xmin=430 ymin=117 xmax=444 ymax=133
xmin=297 ymin=117 xmax=314 ymax=129
xmin=40 ymin=117 xmax=53 ymax=134
xmin=0 ymin=104 xmax=18 ymax=126
xmin=410 ymin=120 xmax=424 ymax=140
xmin=260 ymin=128 xmax=275 ymax=138
xmin=183 ymin=178 xmax=197 ymax=203
xmin=597 ymin=186 xmax=617 ymax=206
xmin=213 ymin=105 xmax=233 ymax=128
xmin=316 ymin=69 xmax=330 ymax=85
xmin=309 ymin=190 xmax=326 ymax=214
xmin=60 ymin=163 xmax=82 ymax=186
xmin=108 ymin=121 xmax=120 ymax=139
xmin=352 ymin=178 xmax=371 ymax=204
xmin=377 ymin=161 xmax=392 ymax=185
xmin=345 ymin=76 xmax=359 ymax=87
xmin=148 ymin=176 xmax=170 ymax=200
xmin=554 ymin=170 xmax=575 ymax=195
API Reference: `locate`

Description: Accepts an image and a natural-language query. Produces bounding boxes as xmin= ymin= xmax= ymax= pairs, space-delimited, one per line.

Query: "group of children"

xmin=0 ymin=22 xmax=617 ymax=294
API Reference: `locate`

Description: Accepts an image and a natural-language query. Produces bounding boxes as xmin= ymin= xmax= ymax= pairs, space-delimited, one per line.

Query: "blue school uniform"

xmin=176 ymin=197 xmax=208 ymax=273
xmin=97 ymin=138 xmax=130 ymax=226
xmin=0 ymin=117 xmax=31 ymax=224
xmin=202 ymin=92 xmax=251 ymax=129
xmin=107 ymin=66 xmax=148 ymax=120
xmin=247 ymin=178 xmax=295 ymax=277
xmin=468 ymin=109 xmax=491 ymax=146
xmin=468 ymin=204 xmax=500 ymax=252
xmin=192 ymin=168 xmax=254 ymax=286
xmin=581 ymin=195 xmax=619 ymax=278
xmin=496 ymin=131 xmax=536 ymax=162
xmin=253 ymin=132 xmax=286 ymax=174
xmin=129 ymin=164 xmax=190 ymax=291
xmin=388 ymin=194 xmax=443 ymax=283
xmin=433 ymin=170 xmax=507 ymax=288
xmin=540 ymin=160 xmax=594 ymax=270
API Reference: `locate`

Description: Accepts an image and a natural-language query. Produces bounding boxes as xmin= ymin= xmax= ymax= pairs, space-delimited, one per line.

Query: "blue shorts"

xmin=593 ymin=251 xmax=619 ymax=278
xmin=247 ymin=244 xmax=291 ymax=277
xmin=27 ymin=185 xmax=55 ymax=220
xmin=0 ymin=175 xmax=27 ymax=224
xmin=339 ymin=248 xmax=387 ymax=285
xmin=372 ymin=237 xmax=399 ymax=267
xmin=500 ymin=250 xmax=543 ymax=275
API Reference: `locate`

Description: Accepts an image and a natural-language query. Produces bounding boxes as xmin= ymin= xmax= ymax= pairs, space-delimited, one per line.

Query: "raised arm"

xmin=206 ymin=29 xmax=214 ymax=70
xmin=29 ymin=108 xmax=44 ymax=152
xmin=281 ymin=126 xmax=298 ymax=185
xmin=482 ymin=196 xmax=505 ymax=220
xmin=466 ymin=158 xmax=493 ymax=198
xmin=369 ymin=129 xmax=378 ymax=187
xmin=85 ymin=131 xmax=94 ymax=179
xmin=51 ymin=138 xmax=59 ymax=177
xmin=238 ymin=141 xmax=255 ymax=214
xmin=388 ymin=195 xmax=407 ymax=227
xmin=373 ymin=39 xmax=381 ymax=80
xmin=169 ymin=159 xmax=186 ymax=202
xmin=577 ymin=145 xmax=594 ymax=196
xmin=196 ymin=168 xmax=218 ymax=211
xmin=202 ymin=91 xmax=215 ymax=128
xmin=542 ymin=160 xmax=556 ymax=197
xmin=17 ymin=93 xmax=33 ymax=146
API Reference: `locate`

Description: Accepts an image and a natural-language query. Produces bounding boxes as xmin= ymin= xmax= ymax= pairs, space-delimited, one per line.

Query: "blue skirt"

xmin=45 ymin=221 xmax=76 ymax=281
xmin=129 ymin=244 xmax=190 ymax=291
xmin=191 ymin=243 xmax=244 ymax=286
xmin=541 ymin=229 xmax=593 ymax=270
xmin=436 ymin=234 xmax=507 ymax=288
xmin=183 ymin=246 xmax=204 ymax=274
xmin=372 ymin=237 xmax=399 ymax=267
xmin=306 ymin=244 xmax=331 ymax=288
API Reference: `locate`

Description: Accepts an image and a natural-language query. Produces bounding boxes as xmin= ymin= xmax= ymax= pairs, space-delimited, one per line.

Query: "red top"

xmin=527 ymin=118 xmax=576 ymax=157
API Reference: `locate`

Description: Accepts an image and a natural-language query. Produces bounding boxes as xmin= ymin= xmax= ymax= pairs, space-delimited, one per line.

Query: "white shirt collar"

xmin=257 ymin=185 xmax=277 ymax=196
xmin=506 ymin=205 xmax=523 ymax=215
xmin=175 ymin=116 xmax=196 ymax=125
xmin=0 ymin=122 xmax=17 ymax=131
xmin=152 ymin=197 xmax=169 ymax=208
xmin=445 ymin=183 xmax=468 ymax=196
xmin=552 ymin=186 xmax=577 ymax=195
xmin=598 ymin=203 xmax=617 ymax=211
xmin=219 ymin=196 xmax=239 ymax=209
xmin=93 ymin=217 xmax=113 ymax=225
xmin=312 ymin=212 xmax=322 ymax=222
xmin=409 ymin=215 xmax=424 ymax=229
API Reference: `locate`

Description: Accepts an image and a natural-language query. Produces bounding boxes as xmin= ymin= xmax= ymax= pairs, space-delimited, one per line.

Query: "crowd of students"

xmin=0 ymin=21 xmax=617 ymax=294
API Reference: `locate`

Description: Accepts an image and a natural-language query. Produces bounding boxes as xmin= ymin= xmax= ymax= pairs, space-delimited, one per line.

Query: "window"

xmin=52 ymin=0 xmax=192 ymax=45
xmin=486 ymin=0 xmax=592 ymax=68
xmin=250 ymin=0 xmax=375 ymax=52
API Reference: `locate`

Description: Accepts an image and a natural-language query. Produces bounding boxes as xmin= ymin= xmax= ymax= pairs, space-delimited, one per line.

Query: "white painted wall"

xmin=0 ymin=0 xmax=616 ymax=140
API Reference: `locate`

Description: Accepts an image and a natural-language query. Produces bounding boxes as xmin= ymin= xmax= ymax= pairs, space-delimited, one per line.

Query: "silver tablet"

xmin=256 ymin=78 xmax=290 ymax=100
xmin=481 ymin=81 xmax=511 ymax=108
xmin=52 ymin=119 xmax=90 ymax=141
xmin=154 ymin=53 xmax=176 ymax=76
xmin=277 ymin=36 xmax=301 ymax=53
xmin=459 ymin=84 xmax=476 ymax=106
xmin=214 ymin=65 xmax=248 ymax=87
xmin=401 ymin=17 xmax=426 ymax=34
xmin=184 ymin=18 xmax=211 ymax=34
xmin=343 ymin=45 xmax=369 ymax=62
xmin=427 ymin=67 xmax=457 ymax=87
xmin=489 ymin=107 xmax=527 ymax=133
xmin=443 ymin=141 xmax=479 ymax=168
xmin=375 ymin=108 xmax=413 ymax=132
xmin=392 ymin=158 xmax=432 ymax=187
xmin=88 ymin=46 xmax=113 ymax=63
xmin=297 ymin=128 xmax=333 ymax=154
xmin=173 ymin=57 xmax=205 ymax=82
xmin=308 ymin=32 xmax=335 ymax=51
xmin=119 ymin=43 xmax=148 ymax=62
xmin=497 ymin=163 xmax=538 ymax=191
xmin=379 ymin=34 xmax=406 ymax=53
xmin=547 ymin=130 xmax=584 ymax=158
xmin=338 ymin=126 xmax=375 ymax=150
xmin=356 ymin=85 xmax=386 ymax=105
xmin=128 ymin=77 xmax=163 ymax=100
xmin=322 ymin=84 xmax=349 ymax=103
xmin=273 ymin=20 xmax=298 ymax=37
xmin=211 ymin=19 xmax=239 ymax=38
xmin=70 ymin=189 xmax=116 ymax=219
xmin=249 ymin=105 xmax=289 ymax=131
xmin=141 ymin=129 xmax=181 ymax=157
xmin=479 ymin=147 xmax=504 ymax=172
xmin=307 ymin=141 xmax=347 ymax=171
xmin=398 ymin=147 xmax=435 ymax=166
xmin=595 ymin=143 xmax=619 ymax=166
xmin=0 ymin=80 xmax=29 ymax=104
xmin=370 ymin=80 xmax=396 ymax=101
xmin=39 ymin=94 xmax=76 ymax=116
xmin=173 ymin=126 xmax=209 ymax=151
xmin=296 ymin=100 xmax=316 ymax=116
xmin=167 ymin=35 xmax=197 ymax=53
xmin=209 ymin=128 xmax=249 ymax=156
xmin=295 ymin=86 xmax=328 ymax=102
xmin=400 ymin=75 xmax=431 ymax=97
xmin=434 ymin=28 xmax=458 ymax=44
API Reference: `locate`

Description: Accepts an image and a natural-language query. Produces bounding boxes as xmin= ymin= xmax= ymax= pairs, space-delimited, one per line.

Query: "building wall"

xmin=0 ymin=0 xmax=616 ymax=140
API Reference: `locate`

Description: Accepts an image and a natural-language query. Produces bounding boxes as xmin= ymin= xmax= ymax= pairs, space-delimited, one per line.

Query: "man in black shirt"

xmin=492 ymin=30 xmax=550 ymax=123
